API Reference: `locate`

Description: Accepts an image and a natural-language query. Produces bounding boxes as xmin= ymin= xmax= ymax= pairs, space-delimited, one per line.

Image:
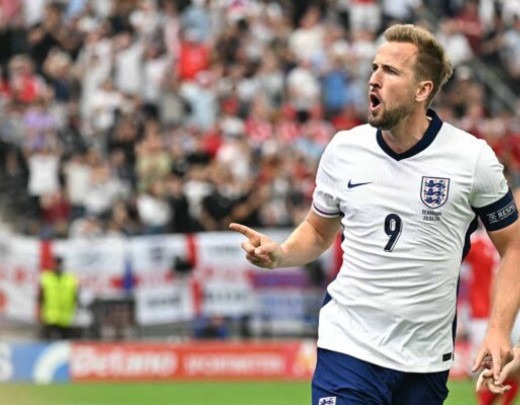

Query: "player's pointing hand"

xmin=229 ymin=223 xmax=283 ymax=269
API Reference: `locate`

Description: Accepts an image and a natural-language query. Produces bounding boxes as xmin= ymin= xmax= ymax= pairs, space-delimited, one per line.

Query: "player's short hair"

xmin=384 ymin=24 xmax=453 ymax=107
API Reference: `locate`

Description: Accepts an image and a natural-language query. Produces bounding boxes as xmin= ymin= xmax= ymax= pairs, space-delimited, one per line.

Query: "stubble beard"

xmin=368 ymin=102 xmax=414 ymax=130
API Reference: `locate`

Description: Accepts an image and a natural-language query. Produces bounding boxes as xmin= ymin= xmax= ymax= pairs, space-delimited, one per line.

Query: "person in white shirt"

xmin=63 ymin=151 xmax=91 ymax=220
xmin=231 ymin=24 xmax=520 ymax=404
xmin=136 ymin=179 xmax=172 ymax=234
xmin=26 ymin=144 xmax=61 ymax=199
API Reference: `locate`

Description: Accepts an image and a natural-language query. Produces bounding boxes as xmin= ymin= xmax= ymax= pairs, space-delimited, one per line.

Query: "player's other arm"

xmin=230 ymin=209 xmax=341 ymax=269
xmin=473 ymin=219 xmax=520 ymax=379
xmin=477 ymin=344 xmax=520 ymax=394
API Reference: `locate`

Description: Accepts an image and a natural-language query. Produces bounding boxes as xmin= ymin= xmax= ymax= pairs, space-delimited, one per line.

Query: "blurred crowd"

xmin=0 ymin=0 xmax=519 ymax=238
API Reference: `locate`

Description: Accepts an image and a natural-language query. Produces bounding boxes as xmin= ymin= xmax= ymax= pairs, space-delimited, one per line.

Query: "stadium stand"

xmin=0 ymin=0 xmax=517 ymax=357
xmin=0 ymin=0 xmax=518 ymax=238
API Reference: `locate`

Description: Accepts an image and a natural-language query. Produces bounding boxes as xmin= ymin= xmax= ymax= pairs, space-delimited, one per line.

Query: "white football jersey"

xmin=312 ymin=110 xmax=518 ymax=373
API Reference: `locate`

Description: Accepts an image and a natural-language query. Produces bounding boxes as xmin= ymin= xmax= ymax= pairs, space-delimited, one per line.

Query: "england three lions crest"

xmin=421 ymin=176 xmax=450 ymax=209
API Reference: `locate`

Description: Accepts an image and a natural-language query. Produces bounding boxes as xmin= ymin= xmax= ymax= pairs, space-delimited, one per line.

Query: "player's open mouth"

xmin=369 ymin=94 xmax=382 ymax=112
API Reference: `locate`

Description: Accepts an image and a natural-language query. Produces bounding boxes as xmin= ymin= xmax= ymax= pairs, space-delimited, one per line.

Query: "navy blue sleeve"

xmin=474 ymin=189 xmax=518 ymax=231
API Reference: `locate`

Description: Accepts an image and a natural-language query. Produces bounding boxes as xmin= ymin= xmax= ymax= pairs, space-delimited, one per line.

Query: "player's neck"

xmin=381 ymin=112 xmax=431 ymax=154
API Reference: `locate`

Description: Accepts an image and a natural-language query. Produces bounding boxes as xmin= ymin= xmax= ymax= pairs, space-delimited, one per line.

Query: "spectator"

xmin=0 ymin=0 xmax=517 ymax=241
xmin=436 ymin=18 xmax=474 ymax=67
xmin=109 ymin=147 xmax=135 ymax=190
xmin=23 ymin=97 xmax=58 ymax=150
xmin=136 ymin=179 xmax=172 ymax=234
xmin=199 ymin=164 xmax=240 ymax=231
xmin=452 ymin=0 xmax=484 ymax=54
xmin=135 ymin=122 xmax=172 ymax=192
xmin=285 ymin=58 xmax=321 ymax=113
xmin=165 ymin=173 xmax=195 ymax=234
xmin=180 ymin=69 xmax=219 ymax=131
xmin=158 ymin=72 xmax=190 ymax=128
xmin=68 ymin=212 xmax=104 ymax=238
xmin=382 ymin=0 xmax=424 ymax=25
xmin=74 ymin=28 xmax=113 ymax=125
xmin=106 ymin=114 xmax=139 ymax=171
xmin=193 ymin=315 xmax=230 ymax=340
xmin=129 ymin=0 xmax=161 ymax=41
xmin=8 ymin=55 xmax=46 ymax=105
xmin=215 ymin=131 xmax=252 ymax=182
xmin=106 ymin=199 xmax=139 ymax=236
xmin=183 ymin=164 xmax=212 ymax=229
xmin=288 ymin=6 xmax=324 ymax=63
xmin=180 ymin=0 xmax=213 ymax=44
xmin=500 ymin=0 xmax=520 ymax=26
xmin=113 ymin=29 xmax=144 ymax=96
xmin=348 ymin=0 xmax=382 ymax=34
xmin=25 ymin=143 xmax=61 ymax=211
xmin=321 ymin=53 xmax=353 ymax=118
xmin=89 ymin=79 xmax=123 ymax=138
xmin=176 ymin=28 xmax=210 ymax=81
xmin=256 ymin=49 xmax=284 ymax=109
xmin=83 ymin=157 xmax=128 ymax=218
xmin=141 ymin=43 xmax=169 ymax=120
xmin=42 ymin=50 xmax=77 ymax=127
xmin=39 ymin=186 xmax=71 ymax=238
xmin=62 ymin=150 xmax=91 ymax=220
xmin=500 ymin=15 xmax=520 ymax=82
xmin=0 ymin=147 xmax=32 ymax=222
xmin=27 ymin=2 xmax=69 ymax=69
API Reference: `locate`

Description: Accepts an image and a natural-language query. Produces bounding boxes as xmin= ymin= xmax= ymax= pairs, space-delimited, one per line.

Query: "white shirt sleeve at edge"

xmin=470 ymin=142 xmax=510 ymax=209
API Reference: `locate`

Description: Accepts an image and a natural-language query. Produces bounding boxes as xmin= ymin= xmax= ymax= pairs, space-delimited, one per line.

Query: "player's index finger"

xmin=229 ymin=223 xmax=258 ymax=239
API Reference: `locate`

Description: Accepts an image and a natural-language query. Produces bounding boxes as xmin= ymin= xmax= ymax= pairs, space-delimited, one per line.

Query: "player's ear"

xmin=415 ymin=80 xmax=433 ymax=103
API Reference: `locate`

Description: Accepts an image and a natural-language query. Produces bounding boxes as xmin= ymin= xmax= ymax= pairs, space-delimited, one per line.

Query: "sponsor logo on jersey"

xmin=421 ymin=176 xmax=450 ymax=209
xmin=319 ymin=397 xmax=336 ymax=405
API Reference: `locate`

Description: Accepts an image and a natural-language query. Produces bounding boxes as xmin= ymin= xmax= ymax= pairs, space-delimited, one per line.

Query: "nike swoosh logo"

xmin=348 ymin=180 xmax=372 ymax=188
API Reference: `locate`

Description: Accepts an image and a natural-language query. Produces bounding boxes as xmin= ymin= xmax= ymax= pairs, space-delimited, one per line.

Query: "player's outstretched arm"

xmin=473 ymin=220 xmax=520 ymax=381
xmin=230 ymin=209 xmax=341 ymax=270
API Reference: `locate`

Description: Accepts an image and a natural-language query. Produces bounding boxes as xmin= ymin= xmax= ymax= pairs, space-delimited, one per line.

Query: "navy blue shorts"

xmin=312 ymin=348 xmax=449 ymax=405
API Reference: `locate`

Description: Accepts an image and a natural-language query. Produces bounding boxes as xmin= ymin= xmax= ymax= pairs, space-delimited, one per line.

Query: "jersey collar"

xmin=376 ymin=109 xmax=443 ymax=161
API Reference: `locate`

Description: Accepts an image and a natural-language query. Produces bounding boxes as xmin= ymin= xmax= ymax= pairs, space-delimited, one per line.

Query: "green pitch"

xmin=0 ymin=380 xmax=517 ymax=405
